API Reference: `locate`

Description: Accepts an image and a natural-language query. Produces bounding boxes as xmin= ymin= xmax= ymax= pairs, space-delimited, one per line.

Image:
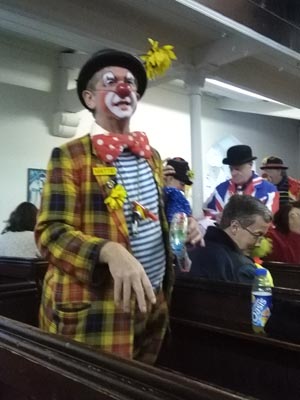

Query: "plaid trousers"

xmin=133 ymin=287 xmax=168 ymax=364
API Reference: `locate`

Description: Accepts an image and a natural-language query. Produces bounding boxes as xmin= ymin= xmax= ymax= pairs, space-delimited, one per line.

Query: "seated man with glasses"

xmin=186 ymin=195 xmax=272 ymax=284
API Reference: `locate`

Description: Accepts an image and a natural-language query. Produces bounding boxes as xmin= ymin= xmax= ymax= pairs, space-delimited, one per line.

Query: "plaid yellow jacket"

xmin=35 ymin=134 xmax=174 ymax=357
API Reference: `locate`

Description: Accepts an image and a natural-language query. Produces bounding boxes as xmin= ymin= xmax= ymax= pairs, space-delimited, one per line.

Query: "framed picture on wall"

xmin=27 ymin=168 xmax=47 ymax=208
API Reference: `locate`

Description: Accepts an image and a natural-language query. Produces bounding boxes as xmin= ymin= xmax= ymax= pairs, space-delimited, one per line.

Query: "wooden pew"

xmin=0 ymin=316 xmax=250 ymax=400
xmin=0 ymin=256 xmax=48 ymax=289
xmin=1 ymin=274 xmax=297 ymax=400
xmin=263 ymin=261 xmax=300 ymax=290
xmin=171 ymin=276 xmax=252 ymax=332
xmin=158 ymin=317 xmax=300 ymax=400
xmin=169 ymin=275 xmax=300 ymax=334
xmin=157 ymin=276 xmax=300 ymax=399
xmin=0 ymin=257 xmax=48 ymax=326
xmin=2 ymin=261 xmax=300 ymax=399
xmin=0 ymin=281 xmax=39 ymax=326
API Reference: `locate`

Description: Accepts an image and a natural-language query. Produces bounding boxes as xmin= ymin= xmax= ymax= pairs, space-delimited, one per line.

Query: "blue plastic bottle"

xmin=169 ymin=212 xmax=191 ymax=272
xmin=170 ymin=213 xmax=187 ymax=256
xmin=251 ymin=268 xmax=272 ymax=334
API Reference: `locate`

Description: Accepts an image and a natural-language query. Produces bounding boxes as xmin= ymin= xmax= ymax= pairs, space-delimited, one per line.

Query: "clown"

xmin=36 ymin=49 xmax=202 ymax=364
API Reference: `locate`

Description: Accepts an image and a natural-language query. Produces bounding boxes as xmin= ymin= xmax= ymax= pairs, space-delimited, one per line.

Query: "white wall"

xmin=202 ymin=96 xmax=299 ymax=175
xmin=132 ymin=87 xmax=191 ymax=163
xmin=0 ymin=40 xmax=299 ymax=232
xmin=201 ymin=96 xmax=299 ymax=200
xmin=0 ymin=82 xmax=71 ymax=231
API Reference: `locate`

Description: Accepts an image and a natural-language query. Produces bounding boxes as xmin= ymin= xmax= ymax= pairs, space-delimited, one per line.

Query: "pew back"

xmin=0 ymin=316 xmax=251 ymax=400
xmin=0 ymin=256 xmax=48 ymax=286
xmin=158 ymin=277 xmax=300 ymax=399
xmin=263 ymin=261 xmax=300 ymax=289
xmin=0 ymin=281 xmax=39 ymax=326
xmin=171 ymin=276 xmax=300 ymax=333
xmin=0 ymin=257 xmax=48 ymax=326
xmin=159 ymin=317 xmax=300 ymax=400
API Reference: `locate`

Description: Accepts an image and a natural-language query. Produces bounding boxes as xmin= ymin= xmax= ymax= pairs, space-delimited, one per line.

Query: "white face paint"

xmin=103 ymin=71 xmax=138 ymax=119
xmin=104 ymin=91 xmax=137 ymax=119
xmin=102 ymin=71 xmax=117 ymax=87
xmin=102 ymin=70 xmax=136 ymax=88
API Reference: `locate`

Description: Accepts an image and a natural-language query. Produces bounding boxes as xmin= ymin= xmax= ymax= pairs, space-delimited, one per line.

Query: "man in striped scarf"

xmin=260 ymin=156 xmax=300 ymax=206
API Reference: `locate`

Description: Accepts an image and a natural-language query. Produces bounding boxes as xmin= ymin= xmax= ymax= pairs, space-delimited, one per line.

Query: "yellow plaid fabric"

xmin=133 ymin=288 xmax=169 ymax=364
xmin=36 ymin=134 xmax=174 ymax=360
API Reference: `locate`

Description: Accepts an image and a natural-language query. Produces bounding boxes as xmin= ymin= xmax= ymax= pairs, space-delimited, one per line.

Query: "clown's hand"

xmin=187 ymin=217 xmax=205 ymax=247
xmin=100 ymin=242 xmax=156 ymax=313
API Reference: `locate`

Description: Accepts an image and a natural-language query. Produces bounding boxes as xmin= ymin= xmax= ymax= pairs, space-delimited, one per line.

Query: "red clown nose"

xmin=116 ymin=82 xmax=131 ymax=98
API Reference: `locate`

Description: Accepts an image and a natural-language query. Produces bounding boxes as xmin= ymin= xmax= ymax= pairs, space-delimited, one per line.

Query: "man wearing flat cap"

xmin=260 ymin=156 xmax=300 ymax=206
xmin=35 ymin=49 xmax=201 ymax=364
xmin=206 ymin=145 xmax=279 ymax=214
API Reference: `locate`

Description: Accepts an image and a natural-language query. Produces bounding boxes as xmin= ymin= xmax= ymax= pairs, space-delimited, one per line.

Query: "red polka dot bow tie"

xmin=92 ymin=132 xmax=152 ymax=162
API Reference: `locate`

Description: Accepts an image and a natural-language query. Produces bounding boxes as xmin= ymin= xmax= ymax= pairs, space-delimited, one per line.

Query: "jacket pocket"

xmin=54 ymin=302 xmax=91 ymax=341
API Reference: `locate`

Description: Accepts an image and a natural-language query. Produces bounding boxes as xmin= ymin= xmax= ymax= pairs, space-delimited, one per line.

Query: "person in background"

xmin=163 ymin=157 xmax=193 ymax=191
xmin=163 ymin=157 xmax=193 ymax=223
xmin=163 ymin=157 xmax=195 ymax=273
xmin=163 ymin=158 xmax=213 ymax=238
xmin=187 ymin=195 xmax=273 ymax=284
xmin=35 ymin=48 xmax=202 ymax=364
xmin=0 ymin=202 xmax=40 ymax=258
xmin=264 ymin=201 xmax=300 ymax=264
xmin=260 ymin=156 xmax=300 ymax=206
xmin=205 ymin=145 xmax=279 ymax=217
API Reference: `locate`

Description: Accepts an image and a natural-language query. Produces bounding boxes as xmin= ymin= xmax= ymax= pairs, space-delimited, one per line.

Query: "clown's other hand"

xmin=187 ymin=217 xmax=205 ymax=247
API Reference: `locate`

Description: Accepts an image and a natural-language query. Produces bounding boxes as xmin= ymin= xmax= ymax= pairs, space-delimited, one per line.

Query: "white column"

xmin=185 ymin=82 xmax=204 ymax=218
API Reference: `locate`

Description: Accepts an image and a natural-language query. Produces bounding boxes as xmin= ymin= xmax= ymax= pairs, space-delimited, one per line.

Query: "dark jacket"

xmin=186 ymin=226 xmax=256 ymax=284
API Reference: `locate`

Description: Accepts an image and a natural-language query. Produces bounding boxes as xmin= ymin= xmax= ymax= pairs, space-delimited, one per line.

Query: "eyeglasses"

xmin=242 ymin=226 xmax=264 ymax=242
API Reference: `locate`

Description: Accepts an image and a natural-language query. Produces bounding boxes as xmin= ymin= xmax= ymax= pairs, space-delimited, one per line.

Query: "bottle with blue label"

xmin=251 ymin=268 xmax=272 ymax=334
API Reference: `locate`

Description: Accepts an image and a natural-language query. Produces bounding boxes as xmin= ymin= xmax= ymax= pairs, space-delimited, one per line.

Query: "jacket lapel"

xmin=147 ymin=151 xmax=163 ymax=193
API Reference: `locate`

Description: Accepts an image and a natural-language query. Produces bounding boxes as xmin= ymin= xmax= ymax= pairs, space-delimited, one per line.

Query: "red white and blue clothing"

xmin=206 ymin=172 xmax=279 ymax=214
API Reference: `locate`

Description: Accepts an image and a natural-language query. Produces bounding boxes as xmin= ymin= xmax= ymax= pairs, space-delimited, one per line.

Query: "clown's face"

xmin=84 ymin=66 xmax=139 ymax=120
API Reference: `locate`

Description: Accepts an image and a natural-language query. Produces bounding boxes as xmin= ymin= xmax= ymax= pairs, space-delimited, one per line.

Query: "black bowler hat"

xmin=260 ymin=156 xmax=288 ymax=170
xmin=77 ymin=49 xmax=147 ymax=110
xmin=166 ymin=158 xmax=193 ymax=185
xmin=222 ymin=145 xmax=257 ymax=165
